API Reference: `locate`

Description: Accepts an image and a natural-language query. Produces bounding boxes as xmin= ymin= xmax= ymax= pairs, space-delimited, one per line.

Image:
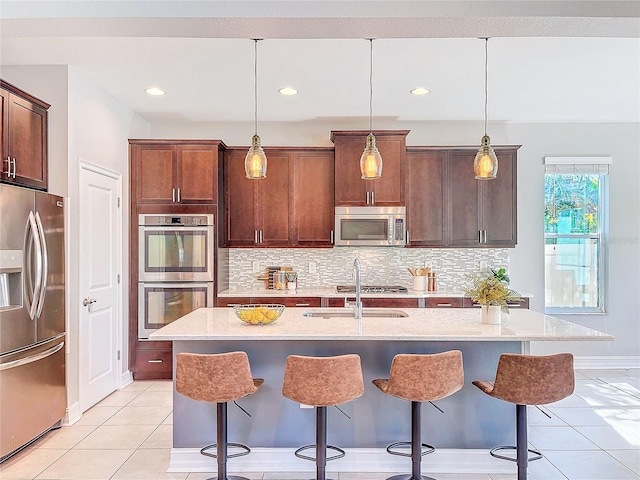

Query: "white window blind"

xmin=544 ymin=156 xmax=612 ymax=175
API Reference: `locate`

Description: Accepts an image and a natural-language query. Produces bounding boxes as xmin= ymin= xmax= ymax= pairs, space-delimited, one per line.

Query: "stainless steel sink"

xmin=303 ymin=308 xmax=408 ymax=318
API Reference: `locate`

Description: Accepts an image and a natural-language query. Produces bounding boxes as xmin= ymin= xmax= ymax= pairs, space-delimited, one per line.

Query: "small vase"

xmin=481 ymin=305 xmax=502 ymax=325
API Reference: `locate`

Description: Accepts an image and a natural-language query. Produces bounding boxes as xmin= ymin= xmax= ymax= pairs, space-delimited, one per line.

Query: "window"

xmin=544 ymin=157 xmax=610 ymax=313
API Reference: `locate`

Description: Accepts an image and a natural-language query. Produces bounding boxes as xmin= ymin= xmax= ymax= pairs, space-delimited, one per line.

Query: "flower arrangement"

xmin=465 ymin=268 xmax=522 ymax=313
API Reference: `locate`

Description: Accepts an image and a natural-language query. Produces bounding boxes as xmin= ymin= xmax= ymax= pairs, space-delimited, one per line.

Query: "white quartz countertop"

xmin=217 ymin=288 xmax=533 ymax=299
xmin=150 ymin=307 xmax=611 ymax=342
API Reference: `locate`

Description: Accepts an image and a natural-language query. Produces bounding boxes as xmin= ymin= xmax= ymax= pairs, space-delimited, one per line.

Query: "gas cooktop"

xmin=336 ymin=285 xmax=409 ymax=294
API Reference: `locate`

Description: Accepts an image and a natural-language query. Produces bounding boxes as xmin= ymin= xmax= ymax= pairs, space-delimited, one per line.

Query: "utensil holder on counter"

xmin=412 ymin=275 xmax=427 ymax=291
xmin=274 ymin=271 xmax=287 ymax=290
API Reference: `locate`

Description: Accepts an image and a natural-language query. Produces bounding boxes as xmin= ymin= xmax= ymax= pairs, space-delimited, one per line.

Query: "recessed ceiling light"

xmin=145 ymin=87 xmax=165 ymax=96
xmin=410 ymin=87 xmax=430 ymax=96
xmin=279 ymin=87 xmax=298 ymax=96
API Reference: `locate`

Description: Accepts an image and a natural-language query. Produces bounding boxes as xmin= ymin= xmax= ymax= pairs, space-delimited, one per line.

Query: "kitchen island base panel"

xmin=172 ymin=340 xmax=521 ymax=451
xmin=166 ymin=446 xmax=515 ymax=474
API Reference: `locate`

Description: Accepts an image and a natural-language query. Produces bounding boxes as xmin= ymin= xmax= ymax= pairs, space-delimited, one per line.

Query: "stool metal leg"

xmin=516 ymin=404 xmax=527 ymax=480
xmin=200 ymin=402 xmax=251 ymax=480
xmin=317 ymin=406 xmax=327 ymax=480
xmin=387 ymin=401 xmax=435 ymax=480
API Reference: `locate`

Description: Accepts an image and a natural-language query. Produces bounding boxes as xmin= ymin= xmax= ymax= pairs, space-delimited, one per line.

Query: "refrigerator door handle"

xmin=0 ymin=340 xmax=64 ymax=371
xmin=34 ymin=211 xmax=49 ymax=319
xmin=24 ymin=211 xmax=43 ymax=320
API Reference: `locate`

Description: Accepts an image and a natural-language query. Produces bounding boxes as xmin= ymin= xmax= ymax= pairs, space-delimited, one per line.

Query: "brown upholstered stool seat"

xmin=473 ymin=353 xmax=574 ymax=480
xmin=282 ymin=354 xmax=364 ymax=480
xmin=176 ymin=351 xmax=263 ymax=480
xmin=373 ymin=350 xmax=464 ymax=480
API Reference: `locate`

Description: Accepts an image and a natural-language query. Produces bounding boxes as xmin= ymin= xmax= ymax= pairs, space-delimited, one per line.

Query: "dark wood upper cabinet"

xmin=0 ymin=80 xmax=49 ymax=191
xmin=224 ymin=147 xmax=334 ymax=247
xmin=332 ymin=130 xmax=408 ymax=206
xmin=407 ymin=146 xmax=518 ymax=248
xmin=224 ymin=149 xmax=258 ymax=246
xmin=130 ymin=140 xmax=223 ymax=205
xmin=259 ymin=151 xmax=293 ymax=246
xmin=406 ymin=149 xmax=448 ymax=247
xmin=448 ymin=148 xmax=518 ymax=247
xmin=224 ymin=149 xmax=293 ymax=246
xmin=293 ymin=150 xmax=334 ymax=245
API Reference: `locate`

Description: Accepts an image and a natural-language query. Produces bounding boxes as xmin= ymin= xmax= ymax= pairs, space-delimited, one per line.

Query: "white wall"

xmin=1 ymin=65 xmax=150 ymax=415
xmin=150 ymin=118 xmax=640 ymax=359
xmin=507 ymin=123 xmax=640 ymax=358
xmin=67 ymin=67 xmax=150 ymax=411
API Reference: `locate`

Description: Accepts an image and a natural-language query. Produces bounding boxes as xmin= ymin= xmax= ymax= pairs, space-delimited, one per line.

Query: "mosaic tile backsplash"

xmin=228 ymin=247 xmax=509 ymax=291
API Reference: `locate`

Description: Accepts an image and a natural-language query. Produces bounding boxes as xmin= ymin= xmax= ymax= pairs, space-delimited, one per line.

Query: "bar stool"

xmin=176 ymin=351 xmax=263 ymax=480
xmin=282 ymin=354 xmax=364 ymax=480
xmin=473 ymin=353 xmax=574 ymax=480
xmin=372 ymin=350 xmax=464 ymax=480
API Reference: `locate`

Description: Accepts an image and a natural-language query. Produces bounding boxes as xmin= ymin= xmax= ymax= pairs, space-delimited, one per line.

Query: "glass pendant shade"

xmin=360 ymin=133 xmax=383 ymax=179
xmin=474 ymin=134 xmax=498 ymax=180
xmin=245 ymin=134 xmax=267 ymax=179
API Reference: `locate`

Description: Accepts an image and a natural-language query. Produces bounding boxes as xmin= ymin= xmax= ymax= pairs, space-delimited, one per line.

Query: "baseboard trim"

xmin=167 ymin=447 xmax=512 ymax=474
xmin=574 ymin=356 xmax=640 ymax=370
xmin=119 ymin=369 xmax=134 ymax=389
xmin=63 ymin=401 xmax=82 ymax=426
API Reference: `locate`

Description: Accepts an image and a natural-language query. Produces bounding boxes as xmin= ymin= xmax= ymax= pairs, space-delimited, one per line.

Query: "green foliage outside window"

xmin=544 ymin=174 xmax=599 ymax=234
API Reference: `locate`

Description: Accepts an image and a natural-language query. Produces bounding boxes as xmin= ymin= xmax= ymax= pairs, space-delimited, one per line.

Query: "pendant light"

xmin=474 ymin=37 xmax=498 ymax=180
xmin=360 ymin=38 xmax=383 ymax=180
xmin=245 ymin=39 xmax=267 ymax=179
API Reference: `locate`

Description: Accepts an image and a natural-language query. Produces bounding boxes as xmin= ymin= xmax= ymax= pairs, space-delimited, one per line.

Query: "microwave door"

xmin=339 ymin=217 xmax=389 ymax=245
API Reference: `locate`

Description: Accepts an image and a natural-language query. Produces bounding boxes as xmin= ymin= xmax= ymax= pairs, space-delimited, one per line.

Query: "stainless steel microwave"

xmin=334 ymin=206 xmax=407 ymax=247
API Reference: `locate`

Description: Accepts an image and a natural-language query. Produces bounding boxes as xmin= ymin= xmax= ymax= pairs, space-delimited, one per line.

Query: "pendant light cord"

xmin=369 ymin=38 xmax=373 ymax=133
xmin=254 ymin=39 xmax=258 ymax=137
xmin=484 ymin=37 xmax=488 ymax=137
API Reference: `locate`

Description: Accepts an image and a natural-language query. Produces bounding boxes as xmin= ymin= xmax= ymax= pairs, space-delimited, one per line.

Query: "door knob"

xmin=82 ymin=298 xmax=97 ymax=306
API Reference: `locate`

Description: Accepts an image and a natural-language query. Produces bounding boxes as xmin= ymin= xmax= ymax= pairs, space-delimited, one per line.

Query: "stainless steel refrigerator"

xmin=0 ymin=183 xmax=66 ymax=461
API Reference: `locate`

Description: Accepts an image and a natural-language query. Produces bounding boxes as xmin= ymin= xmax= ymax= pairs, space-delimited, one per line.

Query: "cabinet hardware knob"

xmin=147 ymin=359 xmax=163 ymax=363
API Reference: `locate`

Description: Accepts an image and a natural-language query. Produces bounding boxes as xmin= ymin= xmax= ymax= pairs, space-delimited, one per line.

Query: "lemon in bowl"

xmin=233 ymin=304 xmax=284 ymax=325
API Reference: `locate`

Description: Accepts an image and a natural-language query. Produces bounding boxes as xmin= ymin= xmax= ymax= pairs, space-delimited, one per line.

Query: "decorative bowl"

xmin=233 ymin=304 xmax=285 ymax=325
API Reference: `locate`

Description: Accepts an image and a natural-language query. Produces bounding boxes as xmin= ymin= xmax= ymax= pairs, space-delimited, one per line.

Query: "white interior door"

xmin=79 ymin=162 xmax=121 ymax=412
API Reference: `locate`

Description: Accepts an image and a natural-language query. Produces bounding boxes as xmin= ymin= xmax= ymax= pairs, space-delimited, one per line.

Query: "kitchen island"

xmin=151 ymin=307 xmax=612 ymax=474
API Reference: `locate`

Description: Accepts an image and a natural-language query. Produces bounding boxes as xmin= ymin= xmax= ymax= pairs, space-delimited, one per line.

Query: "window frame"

xmin=543 ymin=159 xmax=610 ymax=315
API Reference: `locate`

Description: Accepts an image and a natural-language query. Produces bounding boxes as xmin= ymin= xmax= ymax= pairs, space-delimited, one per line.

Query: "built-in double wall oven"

xmin=138 ymin=214 xmax=214 ymax=339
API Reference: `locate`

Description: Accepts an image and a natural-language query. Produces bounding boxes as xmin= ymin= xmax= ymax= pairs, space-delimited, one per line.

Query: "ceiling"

xmin=1 ymin=1 xmax=639 ymax=125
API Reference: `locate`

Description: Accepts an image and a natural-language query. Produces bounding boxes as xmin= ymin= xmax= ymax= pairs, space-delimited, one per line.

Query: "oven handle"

xmin=139 ymin=225 xmax=213 ymax=232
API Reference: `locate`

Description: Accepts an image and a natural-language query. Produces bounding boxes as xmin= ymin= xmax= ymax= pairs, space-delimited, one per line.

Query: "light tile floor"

xmin=1 ymin=369 xmax=638 ymax=480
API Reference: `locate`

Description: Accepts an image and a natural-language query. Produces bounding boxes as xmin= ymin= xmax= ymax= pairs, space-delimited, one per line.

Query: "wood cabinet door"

xmin=334 ymin=135 xmax=368 ymax=206
xmin=406 ymin=150 xmax=447 ymax=246
xmin=369 ymin=136 xmax=406 ymax=205
xmin=177 ymin=145 xmax=218 ymax=204
xmin=258 ymin=151 xmax=292 ymax=245
xmin=448 ymin=150 xmax=481 ymax=246
xmin=0 ymin=88 xmax=7 ymax=164
xmin=6 ymin=93 xmax=47 ymax=190
xmin=293 ymin=151 xmax=334 ymax=245
xmin=224 ymin=150 xmax=258 ymax=246
xmin=481 ymin=150 xmax=517 ymax=247
xmin=132 ymin=144 xmax=176 ymax=204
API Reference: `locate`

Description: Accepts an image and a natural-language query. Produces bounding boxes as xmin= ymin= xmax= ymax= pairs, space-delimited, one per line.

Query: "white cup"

xmin=412 ymin=275 xmax=426 ymax=291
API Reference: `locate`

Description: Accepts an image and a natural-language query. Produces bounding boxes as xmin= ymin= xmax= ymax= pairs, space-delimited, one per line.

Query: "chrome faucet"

xmin=353 ymin=258 xmax=363 ymax=319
